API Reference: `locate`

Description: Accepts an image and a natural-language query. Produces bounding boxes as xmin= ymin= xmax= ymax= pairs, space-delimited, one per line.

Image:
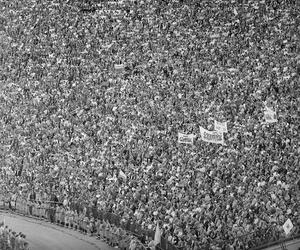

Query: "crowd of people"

xmin=0 ymin=0 xmax=299 ymax=249
xmin=0 ymin=221 xmax=29 ymax=250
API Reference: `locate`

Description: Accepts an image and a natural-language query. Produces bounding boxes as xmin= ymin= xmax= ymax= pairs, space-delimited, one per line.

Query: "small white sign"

xmin=114 ymin=64 xmax=125 ymax=70
xmin=283 ymin=218 xmax=293 ymax=235
xmin=178 ymin=132 xmax=195 ymax=145
xmin=214 ymin=120 xmax=228 ymax=133
xmin=264 ymin=107 xmax=277 ymax=123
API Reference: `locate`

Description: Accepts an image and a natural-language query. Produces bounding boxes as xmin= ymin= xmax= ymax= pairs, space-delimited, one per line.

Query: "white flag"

xmin=283 ymin=218 xmax=293 ymax=235
xmin=178 ymin=132 xmax=195 ymax=145
xmin=264 ymin=109 xmax=277 ymax=123
xmin=154 ymin=222 xmax=161 ymax=246
xmin=214 ymin=120 xmax=228 ymax=133
xmin=200 ymin=127 xmax=224 ymax=145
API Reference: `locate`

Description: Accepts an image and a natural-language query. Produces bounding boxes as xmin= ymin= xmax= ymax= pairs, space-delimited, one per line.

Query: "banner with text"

xmin=114 ymin=64 xmax=125 ymax=71
xmin=200 ymin=127 xmax=224 ymax=145
xmin=178 ymin=133 xmax=195 ymax=145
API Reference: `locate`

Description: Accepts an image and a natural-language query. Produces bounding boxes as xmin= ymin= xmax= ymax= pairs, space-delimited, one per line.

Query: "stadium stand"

xmin=0 ymin=0 xmax=299 ymax=249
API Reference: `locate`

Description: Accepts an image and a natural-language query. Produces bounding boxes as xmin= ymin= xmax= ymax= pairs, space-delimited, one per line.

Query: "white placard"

xmin=214 ymin=120 xmax=228 ymax=133
xmin=200 ymin=127 xmax=224 ymax=145
xmin=178 ymin=133 xmax=195 ymax=145
xmin=283 ymin=218 xmax=293 ymax=235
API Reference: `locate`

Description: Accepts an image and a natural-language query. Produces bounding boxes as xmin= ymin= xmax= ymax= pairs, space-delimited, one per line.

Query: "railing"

xmin=244 ymin=227 xmax=300 ymax=250
xmin=84 ymin=206 xmax=300 ymax=250
xmin=1 ymin=196 xmax=299 ymax=250
xmin=71 ymin=203 xmax=183 ymax=250
xmin=0 ymin=197 xmax=151 ymax=249
xmin=0 ymin=204 xmax=29 ymax=250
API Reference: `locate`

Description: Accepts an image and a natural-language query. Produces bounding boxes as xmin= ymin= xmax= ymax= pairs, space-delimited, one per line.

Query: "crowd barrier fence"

xmin=1 ymin=196 xmax=299 ymax=250
xmin=0 ymin=200 xmax=29 ymax=250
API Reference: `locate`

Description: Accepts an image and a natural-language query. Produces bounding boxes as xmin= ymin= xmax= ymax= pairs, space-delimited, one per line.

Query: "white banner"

xmin=214 ymin=120 xmax=228 ymax=133
xmin=264 ymin=110 xmax=277 ymax=123
xmin=114 ymin=64 xmax=125 ymax=70
xmin=200 ymin=127 xmax=224 ymax=145
xmin=178 ymin=133 xmax=195 ymax=145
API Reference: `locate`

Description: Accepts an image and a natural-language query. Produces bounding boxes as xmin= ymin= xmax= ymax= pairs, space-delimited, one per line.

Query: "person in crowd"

xmin=27 ymin=189 xmax=36 ymax=216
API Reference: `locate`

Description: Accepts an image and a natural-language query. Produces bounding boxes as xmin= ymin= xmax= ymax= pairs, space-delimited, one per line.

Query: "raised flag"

xmin=200 ymin=127 xmax=224 ymax=145
xmin=214 ymin=120 xmax=228 ymax=133
xmin=154 ymin=222 xmax=161 ymax=246
xmin=264 ymin=108 xmax=277 ymax=123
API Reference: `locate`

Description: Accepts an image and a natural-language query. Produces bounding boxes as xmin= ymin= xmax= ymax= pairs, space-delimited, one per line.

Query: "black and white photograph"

xmin=0 ymin=0 xmax=299 ymax=249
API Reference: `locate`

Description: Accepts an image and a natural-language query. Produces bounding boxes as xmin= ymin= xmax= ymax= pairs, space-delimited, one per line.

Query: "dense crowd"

xmin=0 ymin=0 xmax=299 ymax=249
